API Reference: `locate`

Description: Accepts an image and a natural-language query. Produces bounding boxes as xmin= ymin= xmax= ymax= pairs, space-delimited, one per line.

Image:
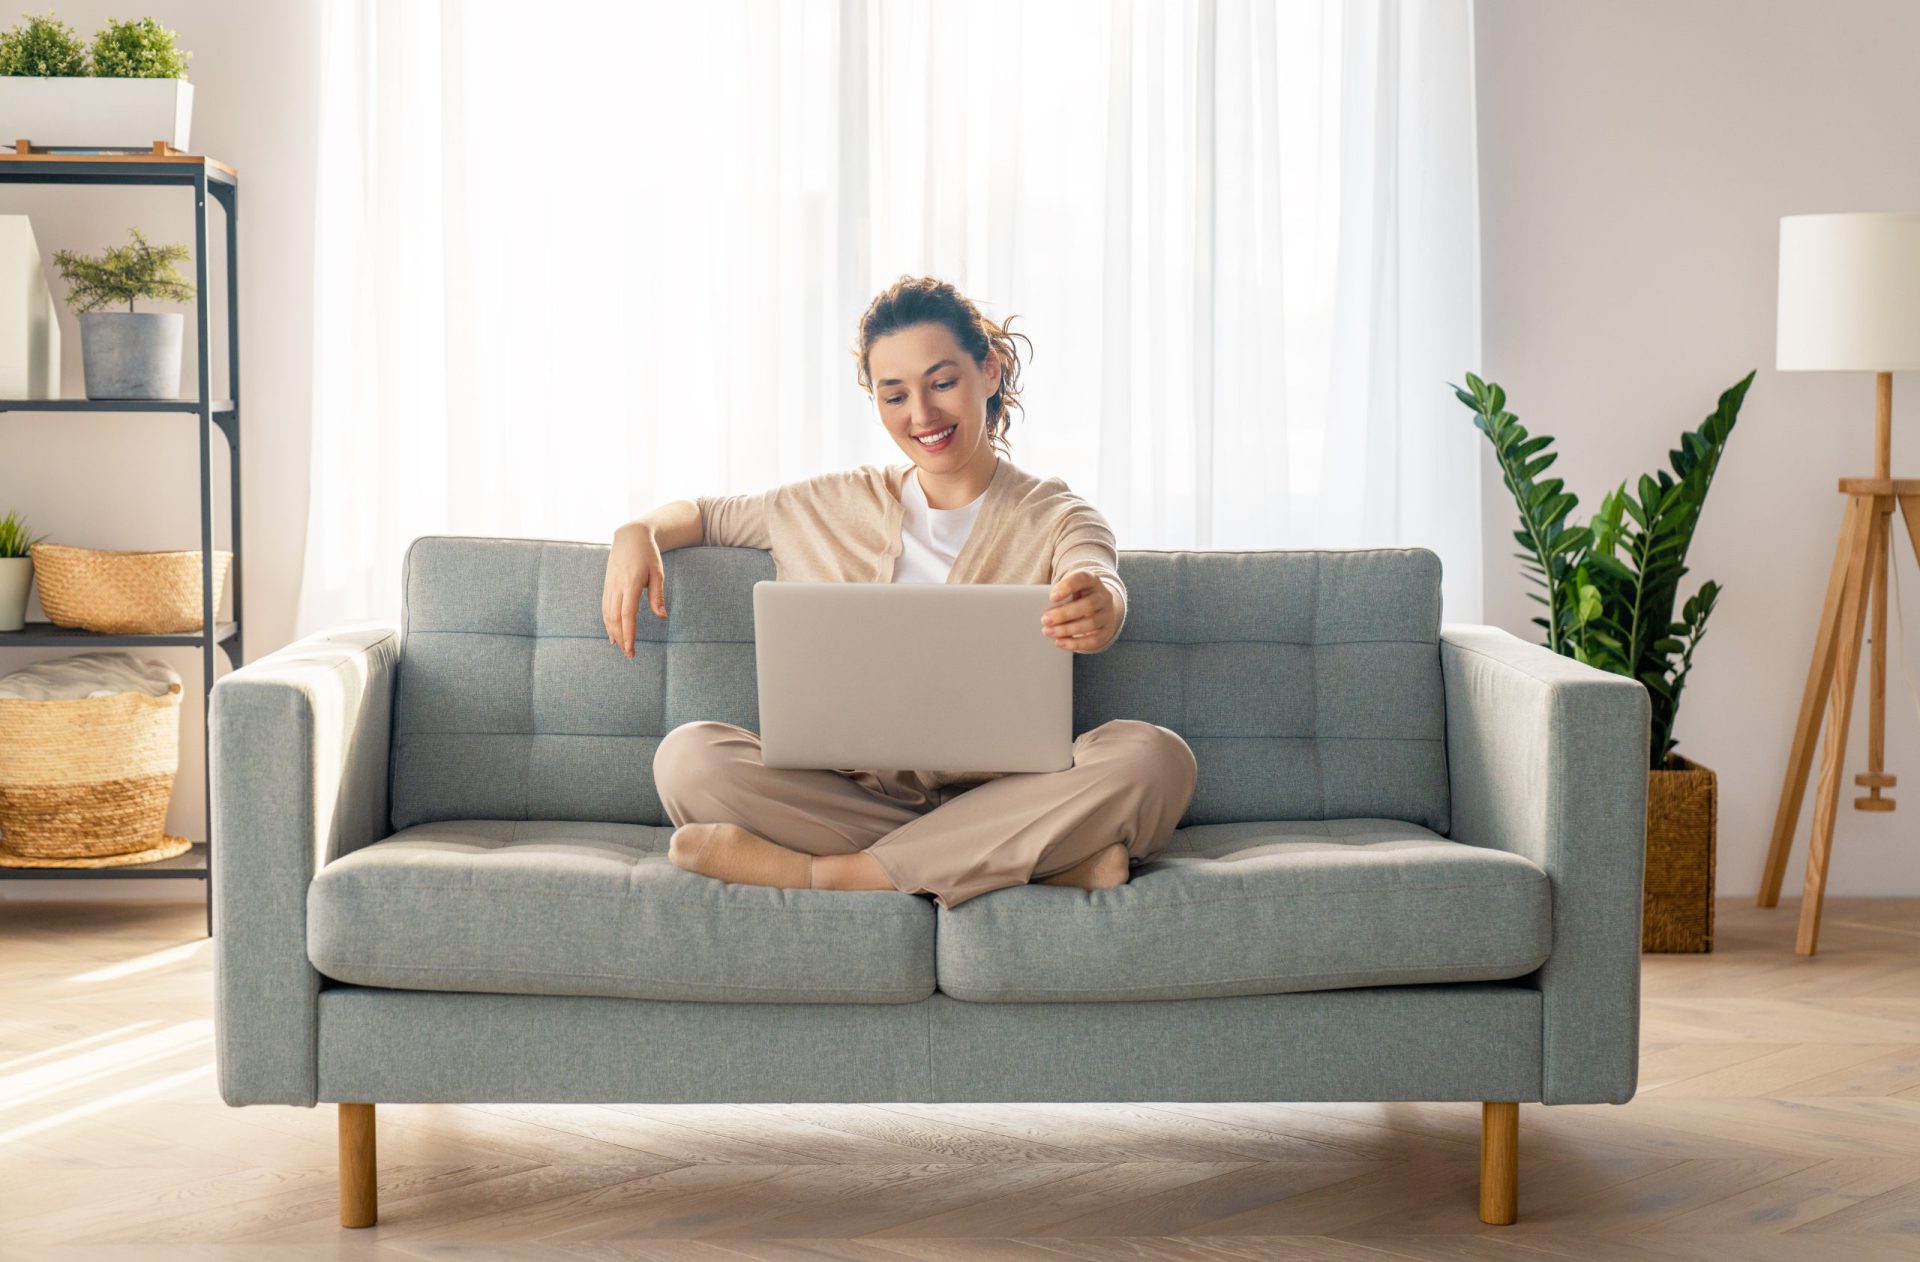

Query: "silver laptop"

xmin=752 ymin=581 xmax=1074 ymax=773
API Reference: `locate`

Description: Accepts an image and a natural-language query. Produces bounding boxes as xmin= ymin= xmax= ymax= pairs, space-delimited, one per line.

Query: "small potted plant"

xmin=0 ymin=14 xmax=193 ymax=152
xmin=53 ymin=228 xmax=195 ymax=399
xmin=0 ymin=510 xmax=48 ymax=631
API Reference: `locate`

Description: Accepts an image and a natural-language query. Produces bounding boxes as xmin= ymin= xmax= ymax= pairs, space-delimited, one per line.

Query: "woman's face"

xmin=868 ymin=323 xmax=1001 ymax=475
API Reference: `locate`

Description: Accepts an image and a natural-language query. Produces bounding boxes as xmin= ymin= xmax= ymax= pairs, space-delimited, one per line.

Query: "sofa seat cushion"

xmin=935 ymin=819 xmax=1551 ymax=1002
xmin=307 ymin=820 xmax=936 ymax=1003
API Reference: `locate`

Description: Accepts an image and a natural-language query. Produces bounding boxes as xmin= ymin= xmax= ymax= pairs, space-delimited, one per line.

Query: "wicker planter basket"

xmin=1644 ymin=752 xmax=1717 ymax=953
xmin=0 ymin=678 xmax=188 ymax=867
xmin=30 ymin=542 xmax=231 ymax=635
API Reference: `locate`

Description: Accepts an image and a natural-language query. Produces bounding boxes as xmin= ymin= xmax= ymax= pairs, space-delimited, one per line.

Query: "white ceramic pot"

xmin=0 ymin=78 xmax=192 ymax=151
xmin=0 ymin=556 xmax=31 ymax=632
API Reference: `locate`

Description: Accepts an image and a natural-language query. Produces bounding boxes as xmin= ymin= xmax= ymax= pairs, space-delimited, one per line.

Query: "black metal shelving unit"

xmin=0 ymin=151 xmax=241 ymax=937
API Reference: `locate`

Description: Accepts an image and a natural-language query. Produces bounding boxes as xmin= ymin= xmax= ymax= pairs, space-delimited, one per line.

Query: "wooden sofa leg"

xmin=339 ymin=1102 xmax=378 ymax=1227
xmin=1479 ymin=1101 xmax=1518 ymax=1225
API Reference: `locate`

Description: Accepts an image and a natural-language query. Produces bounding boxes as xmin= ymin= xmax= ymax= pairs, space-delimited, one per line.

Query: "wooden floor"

xmin=2 ymin=898 xmax=1918 ymax=1261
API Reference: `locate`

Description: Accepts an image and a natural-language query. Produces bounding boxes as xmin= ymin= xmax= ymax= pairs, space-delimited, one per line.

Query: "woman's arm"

xmin=603 ymin=501 xmax=702 ymax=657
xmin=626 ymin=499 xmax=703 ymax=552
xmin=1050 ymin=501 xmax=1129 ymax=653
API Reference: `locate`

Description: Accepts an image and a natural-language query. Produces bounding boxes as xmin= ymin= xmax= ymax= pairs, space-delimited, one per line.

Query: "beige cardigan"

xmin=694 ymin=455 xmax=1129 ymax=651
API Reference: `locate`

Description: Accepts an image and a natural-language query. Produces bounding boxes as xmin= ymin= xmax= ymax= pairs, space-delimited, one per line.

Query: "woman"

xmin=601 ymin=276 xmax=1196 ymax=909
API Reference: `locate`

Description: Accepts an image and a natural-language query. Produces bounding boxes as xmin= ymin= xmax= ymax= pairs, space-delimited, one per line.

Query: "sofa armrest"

xmin=210 ymin=622 xmax=399 ymax=1107
xmin=1439 ymin=623 xmax=1650 ymax=1105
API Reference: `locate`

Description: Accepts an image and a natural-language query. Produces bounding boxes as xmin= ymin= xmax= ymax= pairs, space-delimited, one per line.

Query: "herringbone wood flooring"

xmin=2 ymin=897 xmax=1918 ymax=1260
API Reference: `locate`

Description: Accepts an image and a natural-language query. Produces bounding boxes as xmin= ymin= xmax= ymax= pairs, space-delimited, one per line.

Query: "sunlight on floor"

xmin=0 ymin=1020 xmax=162 ymax=1074
xmin=0 ymin=1062 xmax=215 ymax=1147
xmin=0 ymin=1020 xmax=212 ymax=1116
xmin=67 ymin=939 xmax=210 ymax=984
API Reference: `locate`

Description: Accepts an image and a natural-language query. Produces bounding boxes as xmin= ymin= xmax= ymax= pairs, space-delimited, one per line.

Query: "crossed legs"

xmin=665 ymin=821 xmax=1129 ymax=893
xmin=653 ymin=718 xmax=1197 ymax=909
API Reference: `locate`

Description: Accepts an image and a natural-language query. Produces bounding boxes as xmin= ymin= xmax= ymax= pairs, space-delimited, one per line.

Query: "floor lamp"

xmin=1761 ymin=211 xmax=1920 ymax=956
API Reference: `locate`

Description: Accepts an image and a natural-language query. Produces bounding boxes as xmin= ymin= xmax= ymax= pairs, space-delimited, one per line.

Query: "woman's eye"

xmin=886 ymin=381 xmax=957 ymax=405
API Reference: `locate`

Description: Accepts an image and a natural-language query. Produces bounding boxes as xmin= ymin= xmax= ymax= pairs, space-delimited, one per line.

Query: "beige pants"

xmin=653 ymin=719 xmax=1199 ymax=908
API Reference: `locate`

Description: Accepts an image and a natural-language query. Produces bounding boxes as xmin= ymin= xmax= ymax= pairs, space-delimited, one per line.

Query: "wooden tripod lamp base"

xmin=1763 ymin=212 xmax=1920 ymax=955
xmin=1756 ymin=445 xmax=1920 ymax=954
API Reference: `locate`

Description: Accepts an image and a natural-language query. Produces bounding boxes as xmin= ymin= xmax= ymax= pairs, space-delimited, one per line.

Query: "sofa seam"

xmin=317 ymin=875 xmax=1543 ymax=910
xmin=403 ymin=627 xmax=749 ymax=644
xmin=314 ymin=882 xmax=930 ymax=914
xmin=309 ymin=957 xmax=930 ymax=993
xmin=938 ymin=956 xmax=1553 ymax=1000
xmin=300 ymin=666 xmax=320 ymax=1104
xmin=937 ymin=875 xmax=1548 ymax=916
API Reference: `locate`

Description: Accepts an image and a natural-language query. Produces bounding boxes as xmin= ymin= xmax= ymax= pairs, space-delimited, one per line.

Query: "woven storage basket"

xmin=0 ymin=679 xmax=188 ymax=866
xmin=30 ymin=542 xmax=232 ymax=635
xmin=1643 ymin=752 xmax=1717 ymax=953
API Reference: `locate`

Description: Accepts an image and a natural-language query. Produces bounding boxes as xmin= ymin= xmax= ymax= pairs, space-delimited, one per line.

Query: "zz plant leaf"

xmin=1458 ymin=369 xmax=1756 ymax=769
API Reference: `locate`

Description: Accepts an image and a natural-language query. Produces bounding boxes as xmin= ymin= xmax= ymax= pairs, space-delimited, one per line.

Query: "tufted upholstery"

xmin=308 ymin=820 xmax=937 ymax=1004
xmin=1073 ymin=549 xmax=1449 ymax=832
xmin=390 ymin=537 xmax=1450 ymax=834
xmin=390 ymin=540 xmax=763 ymax=830
xmin=935 ymin=819 xmax=1550 ymax=1002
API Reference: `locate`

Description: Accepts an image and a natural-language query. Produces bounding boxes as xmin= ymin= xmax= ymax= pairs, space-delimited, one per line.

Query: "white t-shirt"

xmin=893 ymin=467 xmax=986 ymax=583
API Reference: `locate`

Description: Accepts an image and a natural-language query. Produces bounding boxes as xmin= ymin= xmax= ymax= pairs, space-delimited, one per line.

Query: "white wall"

xmin=1 ymin=1 xmax=319 ymax=903
xmin=1476 ymin=0 xmax=1920 ymax=896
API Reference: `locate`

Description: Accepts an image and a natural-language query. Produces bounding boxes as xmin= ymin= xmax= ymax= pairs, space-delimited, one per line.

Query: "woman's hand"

xmin=603 ymin=522 xmax=667 ymax=658
xmin=1041 ymin=569 xmax=1118 ymax=653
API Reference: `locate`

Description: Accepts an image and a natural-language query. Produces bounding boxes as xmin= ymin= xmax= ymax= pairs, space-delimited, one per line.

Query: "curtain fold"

xmin=297 ymin=0 xmax=1483 ymax=635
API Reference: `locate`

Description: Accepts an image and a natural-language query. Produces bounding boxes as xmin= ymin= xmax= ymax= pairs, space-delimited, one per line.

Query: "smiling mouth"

xmin=914 ymin=424 xmax=958 ymax=447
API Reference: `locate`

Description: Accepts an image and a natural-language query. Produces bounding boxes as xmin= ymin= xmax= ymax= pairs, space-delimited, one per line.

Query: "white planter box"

xmin=0 ymin=78 xmax=192 ymax=151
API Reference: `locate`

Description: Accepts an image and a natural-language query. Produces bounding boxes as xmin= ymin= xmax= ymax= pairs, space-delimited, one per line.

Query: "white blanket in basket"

xmin=0 ymin=652 xmax=181 ymax=701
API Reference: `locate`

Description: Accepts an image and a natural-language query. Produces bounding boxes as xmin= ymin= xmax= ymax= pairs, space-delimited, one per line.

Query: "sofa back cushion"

xmin=390 ymin=538 xmax=1448 ymax=833
xmin=392 ymin=537 xmax=766 ymax=830
xmin=1075 ymin=550 xmax=1448 ymax=832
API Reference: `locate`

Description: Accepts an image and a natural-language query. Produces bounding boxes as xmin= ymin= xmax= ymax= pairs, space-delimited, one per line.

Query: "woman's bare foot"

xmin=668 ymin=822 xmax=812 ymax=888
xmin=1038 ymin=842 xmax=1131 ymax=891
xmin=810 ymin=851 xmax=899 ymax=891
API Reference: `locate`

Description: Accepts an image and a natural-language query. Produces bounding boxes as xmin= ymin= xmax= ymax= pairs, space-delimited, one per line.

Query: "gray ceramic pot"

xmin=79 ymin=311 xmax=184 ymax=400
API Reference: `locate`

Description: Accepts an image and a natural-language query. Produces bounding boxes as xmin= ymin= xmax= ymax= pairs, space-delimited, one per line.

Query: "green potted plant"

xmin=53 ymin=227 xmax=195 ymax=399
xmin=0 ymin=14 xmax=193 ymax=152
xmin=1458 ymin=369 xmax=1756 ymax=952
xmin=0 ymin=510 xmax=48 ymax=631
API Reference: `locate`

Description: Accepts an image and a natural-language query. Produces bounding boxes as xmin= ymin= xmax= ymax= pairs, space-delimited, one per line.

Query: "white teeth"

xmin=916 ymin=426 xmax=955 ymax=445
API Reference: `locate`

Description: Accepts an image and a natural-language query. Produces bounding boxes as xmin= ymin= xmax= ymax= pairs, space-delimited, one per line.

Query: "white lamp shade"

xmin=1778 ymin=212 xmax=1920 ymax=372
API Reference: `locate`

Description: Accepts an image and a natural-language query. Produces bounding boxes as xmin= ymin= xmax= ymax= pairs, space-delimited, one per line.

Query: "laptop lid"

xmin=752 ymin=581 xmax=1073 ymax=773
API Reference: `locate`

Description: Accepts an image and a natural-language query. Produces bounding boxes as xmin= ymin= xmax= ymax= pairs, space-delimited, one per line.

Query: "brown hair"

xmin=853 ymin=276 xmax=1032 ymax=455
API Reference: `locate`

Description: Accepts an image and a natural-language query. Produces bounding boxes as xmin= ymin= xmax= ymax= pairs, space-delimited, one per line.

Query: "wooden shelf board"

xmin=2 ymin=145 xmax=235 ymax=179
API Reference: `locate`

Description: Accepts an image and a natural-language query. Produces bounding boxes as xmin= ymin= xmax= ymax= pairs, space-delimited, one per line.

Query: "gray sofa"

xmin=211 ymin=535 xmax=1650 ymax=1229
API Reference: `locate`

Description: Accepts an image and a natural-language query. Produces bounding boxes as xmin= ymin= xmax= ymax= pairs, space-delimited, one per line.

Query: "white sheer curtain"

xmin=297 ymin=0 xmax=1482 ymax=635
